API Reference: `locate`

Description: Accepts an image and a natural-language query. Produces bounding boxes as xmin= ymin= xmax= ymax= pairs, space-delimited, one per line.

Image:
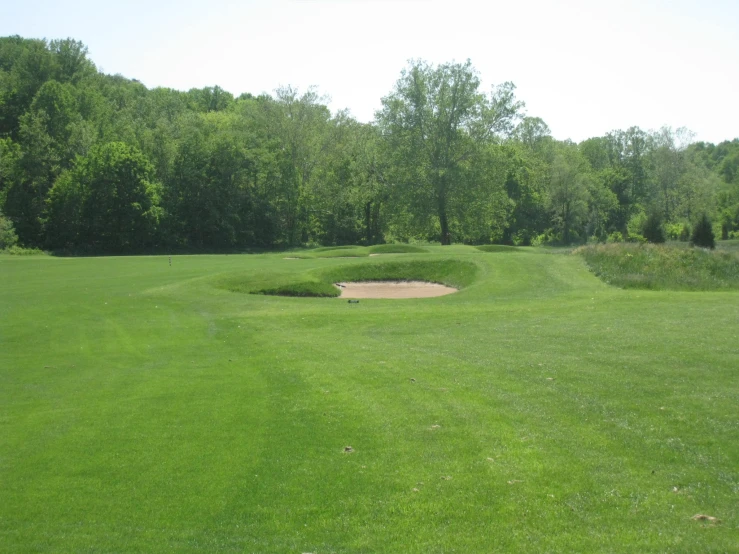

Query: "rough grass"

xmin=1 ymin=246 xmax=737 ymax=552
xmin=577 ymin=242 xmax=739 ymax=290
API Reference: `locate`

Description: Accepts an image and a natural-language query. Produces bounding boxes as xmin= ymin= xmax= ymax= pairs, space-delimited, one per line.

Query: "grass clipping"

xmin=576 ymin=243 xmax=739 ymax=291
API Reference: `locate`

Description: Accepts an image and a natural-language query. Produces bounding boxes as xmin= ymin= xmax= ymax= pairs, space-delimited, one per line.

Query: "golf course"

xmin=1 ymin=245 xmax=737 ymax=552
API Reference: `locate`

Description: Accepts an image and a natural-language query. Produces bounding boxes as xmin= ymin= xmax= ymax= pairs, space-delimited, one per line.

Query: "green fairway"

xmin=1 ymin=247 xmax=737 ymax=552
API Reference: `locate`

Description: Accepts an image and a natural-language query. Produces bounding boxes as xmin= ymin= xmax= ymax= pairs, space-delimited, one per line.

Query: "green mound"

xmin=255 ymin=281 xmax=339 ymax=297
xmin=475 ymin=245 xmax=522 ymax=253
xmin=577 ymin=243 xmax=739 ymax=291
xmin=318 ymin=259 xmax=477 ymax=290
xmin=222 ymin=259 xmax=478 ymax=297
xmin=311 ymin=245 xmax=362 ymax=252
xmin=368 ymin=244 xmax=428 ymax=254
xmin=314 ymin=248 xmax=368 ymax=258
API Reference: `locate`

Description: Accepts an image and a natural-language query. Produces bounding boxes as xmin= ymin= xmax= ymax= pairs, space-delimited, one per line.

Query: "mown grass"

xmin=369 ymin=244 xmax=428 ymax=254
xmin=475 ymin=244 xmax=523 ymax=253
xmin=578 ymin=242 xmax=739 ymax=290
xmin=284 ymin=243 xmax=428 ymax=259
xmin=1 ymin=246 xmax=737 ymax=552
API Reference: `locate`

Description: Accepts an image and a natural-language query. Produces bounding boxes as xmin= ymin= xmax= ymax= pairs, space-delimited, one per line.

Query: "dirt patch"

xmin=336 ymin=281 xmax=457 ymax=299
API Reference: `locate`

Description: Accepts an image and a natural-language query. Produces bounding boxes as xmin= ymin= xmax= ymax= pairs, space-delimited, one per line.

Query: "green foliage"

xmin=1 ymin=245 xmax=45 ymax=255
xmin=0 ymin=210 xmax=18 ymax=248
xmin=606 ymin=231 xmax=623 ymax=243
xmin=376 ymin=59 xmax=521 ymax=244
xmin=664 ymin=222 xmax=682 ymax=240
xmin=46 ymin=142 xmax=162 ymax=251
xmin=2 ymin=35 xmax=738 ymax=256
xmin=641 ymin=211 xmax=666 ymax=243
xmin=691 ymin=213 xmax=715 ymax=249
xmin=578 ymin=242 xmax=738 ymax=290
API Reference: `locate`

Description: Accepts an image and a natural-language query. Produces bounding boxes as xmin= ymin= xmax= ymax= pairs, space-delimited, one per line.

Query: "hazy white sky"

xmin=3 ymin=0 xmax=738 ymax=143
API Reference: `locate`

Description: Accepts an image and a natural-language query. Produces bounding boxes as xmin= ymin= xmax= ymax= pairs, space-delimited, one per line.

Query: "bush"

xmin=531 ymin=229 xmax=556 ymax=246
xmin=606 ymin=231 xmax=624 ymax=244
xmin=642 ymin=212 xmax=666 ymax=244
xmin=679 ymin=223 xmax=691 ymax=242
xmin=2 ymin=245 xmax=45 ymax=255
xmin=665 ymin=223 xmax=682 ymax=241
xmin=0 ymin=212 xmax=18 ymax=249
xmin=627 ymin=211 xmax=647 ymax=239
xmin=691 ymin=214 xmax=715 ymax=249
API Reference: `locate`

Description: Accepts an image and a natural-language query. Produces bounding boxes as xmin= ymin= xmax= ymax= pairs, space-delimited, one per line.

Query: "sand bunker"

xmin=336 ymin=281 xmax=457 ymax=299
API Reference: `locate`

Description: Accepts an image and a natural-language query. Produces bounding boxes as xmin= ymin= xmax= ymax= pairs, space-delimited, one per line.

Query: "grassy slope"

xmin=0 ymin=248 xmax=737 ymax=552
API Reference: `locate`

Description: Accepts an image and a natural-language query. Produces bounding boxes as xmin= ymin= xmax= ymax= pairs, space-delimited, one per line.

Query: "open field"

xmin=1 ymin=246 xmax=737 ymax=552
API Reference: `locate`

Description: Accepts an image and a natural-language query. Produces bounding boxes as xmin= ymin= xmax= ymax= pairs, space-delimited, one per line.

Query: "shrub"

xmin=531 ymin=229 xmax=556 ymax=246
xmin=627 ymin=211 xmax=647 ymax=239
xmin=606 ymin=231 xmax=623 ymax=244
xmin=679 ymin=223 xmax=691 ymax=242
xmin=2 ymin=245 xmax=45 ymax=255
xmin=665 ymin=223 xmax=682 ymax=241
xmin=691 ymin=214 xmax=715 ymax=249
xmin=0 ymin=212 xmax=18 ymax=249
xmin=642 ymin=212 xmax=666 ymax=244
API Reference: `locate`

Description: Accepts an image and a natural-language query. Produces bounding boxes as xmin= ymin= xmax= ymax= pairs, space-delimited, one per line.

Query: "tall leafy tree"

xmin=547 ymin=144 xmax=591 ymax=244
xmin=46 ymin=142 xmax=162 ymax=251
xmin=377 ymin=59 xmax=523 ymax=244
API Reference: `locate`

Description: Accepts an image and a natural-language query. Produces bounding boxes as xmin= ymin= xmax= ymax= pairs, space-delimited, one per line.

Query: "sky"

xmin=3 ymin=0 xmax=739 ymax=143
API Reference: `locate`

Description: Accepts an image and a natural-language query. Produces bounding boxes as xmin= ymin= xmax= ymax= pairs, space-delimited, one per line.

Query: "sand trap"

xmin=336 ymin=281 xmax=457 ymax=299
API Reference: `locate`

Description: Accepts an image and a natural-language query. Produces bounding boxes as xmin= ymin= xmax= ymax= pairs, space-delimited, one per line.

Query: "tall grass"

xmin=577 ymin=242 xmax=739 ymax=290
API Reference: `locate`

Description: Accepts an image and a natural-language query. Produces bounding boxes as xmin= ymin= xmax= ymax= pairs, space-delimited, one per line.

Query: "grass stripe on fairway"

xmin=1 ymin=247 xmax=737 ymax=552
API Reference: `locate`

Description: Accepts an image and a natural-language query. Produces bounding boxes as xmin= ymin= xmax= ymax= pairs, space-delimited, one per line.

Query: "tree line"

xmin=1 ymin=36 xmax=738 ymax=253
